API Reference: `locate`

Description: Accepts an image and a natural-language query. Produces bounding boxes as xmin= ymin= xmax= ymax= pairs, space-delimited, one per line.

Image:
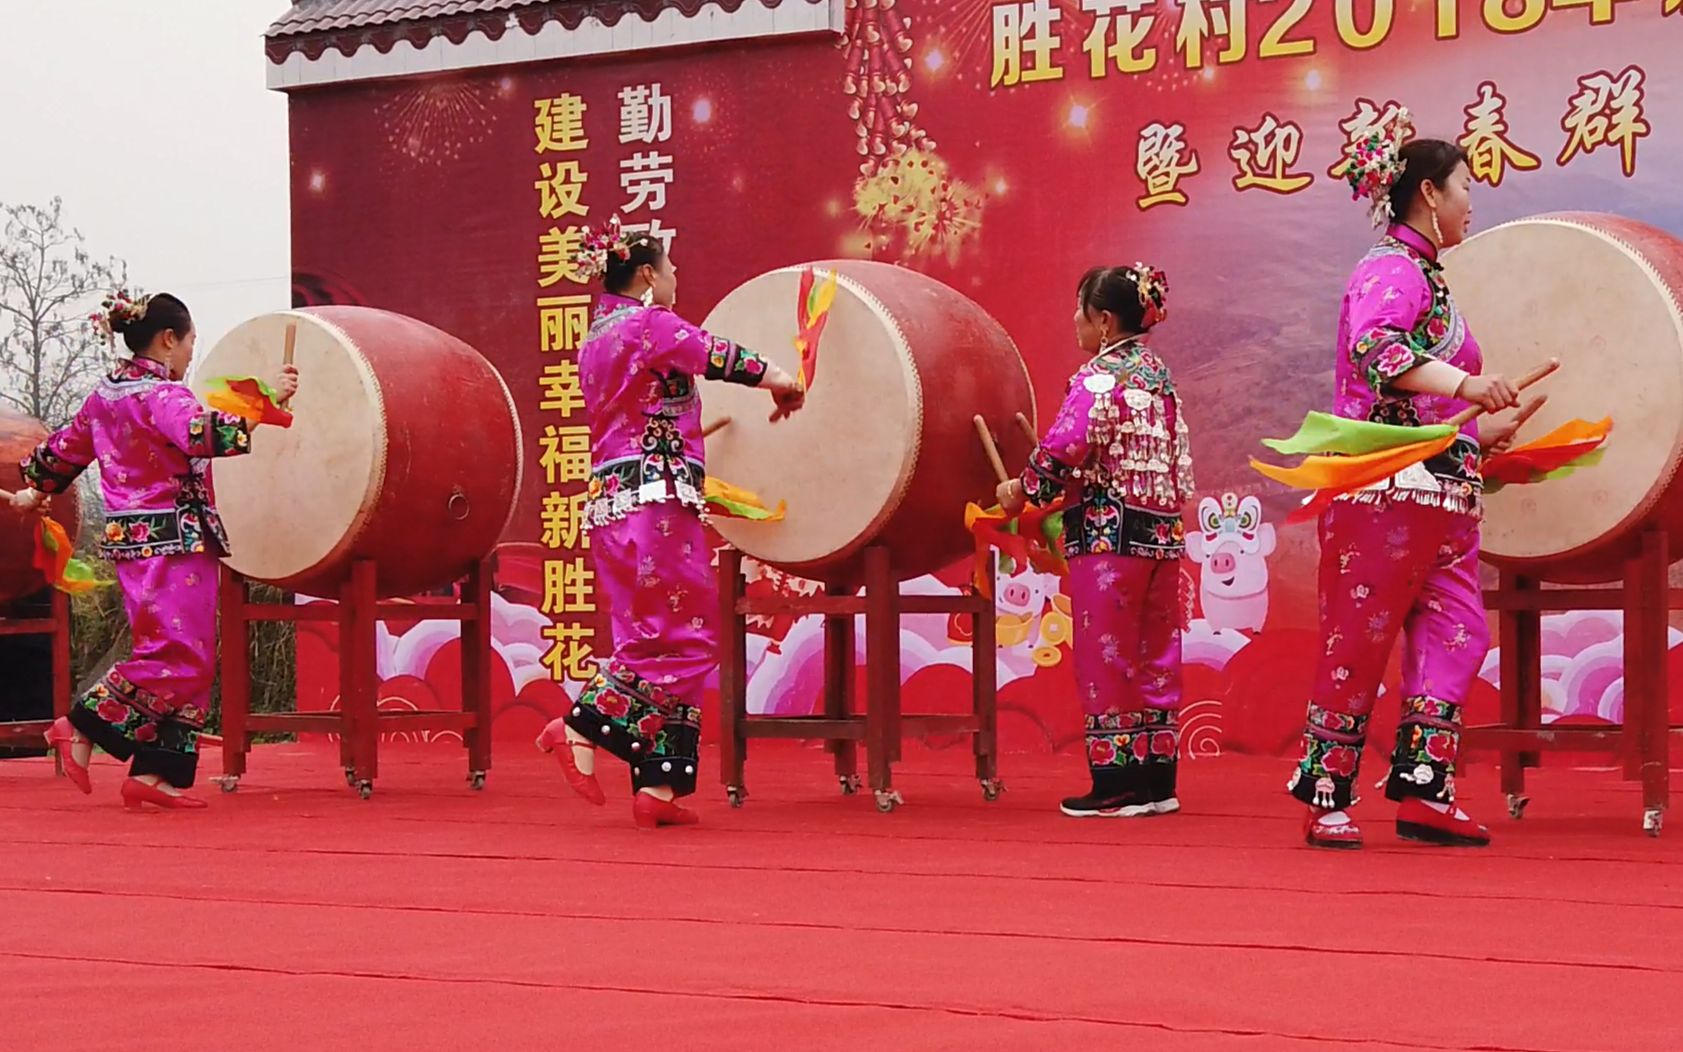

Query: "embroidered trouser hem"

xmin=69 ymin=700 xmax=198 ymax=789
xmin=563 ymin=663 xmax=702 ymax=798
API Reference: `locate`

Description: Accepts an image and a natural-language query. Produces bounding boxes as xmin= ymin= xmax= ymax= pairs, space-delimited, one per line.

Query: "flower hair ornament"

xmin=568 ymin=216 xmax=632 ymax=282
xmin=88 ymin=289 xmax=151 ymax=346
xmin=1339 ymin=108 xmax=1415 ymax=228
xmin=1127 ymin=262 xmax=1170 ymax=328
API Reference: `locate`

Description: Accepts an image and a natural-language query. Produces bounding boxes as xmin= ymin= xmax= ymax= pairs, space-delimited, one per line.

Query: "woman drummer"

xmin=997 ymin=263 xmax=1195 ymax=818
xmin=536 ymin=218 xmax=805 ymax=829
xmin=8 ymin=291 xmax=297 ymax=810
xmin=1286 ymin=113 xmax=1532 ymax=849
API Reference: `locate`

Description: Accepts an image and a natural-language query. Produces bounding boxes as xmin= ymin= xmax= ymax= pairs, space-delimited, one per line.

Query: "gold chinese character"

xmin=1458 ymin=82 xmax=1540 ymax=188
xmin=539 ymin=425 xmax=592 ymax=485
xmin=541 ymin=491 xmax=590 ymax=550
xmin=537 ymin=227 xmax=587 ymax=288
xmin=1230 ymin=113 xmax=1312 ymax=194
xmin=534 ymin=95 xmax=589 ymax=153
xmin=1176 ymin=0 xmax=1247 ymax=68
xmin=991 ymin=0 xmax=1065 ymax=88
xmin=1329 ymin=98 xmax=1409 ymax=178
xmin=542 ymin=558 xmax=596 ymax=615
xmin=1136 ymin=122 xmax=1200 ymax=210
xmin=1666 ymin=0 xmax=1679 ymax=15
xmin=538 ymin=295 xmax=591 ymax=353
xmin=534 ymin=161 xmax=589 ymax=219
xmin=540 ymin=360 xmax=587 ymax=416
xmin=1081 ymin=0 xmax=1156 ymax=77
xmin=541 ymin=621 xmax=596 ymax=683
xmin=1558 ymin=65 xmax=1649 ymax=178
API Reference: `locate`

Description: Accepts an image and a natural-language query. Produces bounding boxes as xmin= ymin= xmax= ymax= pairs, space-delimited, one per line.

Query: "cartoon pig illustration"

xmin=1185 ymin=493 xmax=1275 ymax=634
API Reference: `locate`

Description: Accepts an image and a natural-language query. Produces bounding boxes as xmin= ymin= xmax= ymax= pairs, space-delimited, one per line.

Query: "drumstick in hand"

xmin=1446 ymin=359 xmax=1558 ymax=428
xmin=974 ymin=415 xmax=1010 ymax=484
xmin=1013 ymin=412 xmax=1038 ymax=448
xmin=279 ymin=322 xmax=298 ymax=411
xmin=702 ymin=416 xmax=732 ymax=439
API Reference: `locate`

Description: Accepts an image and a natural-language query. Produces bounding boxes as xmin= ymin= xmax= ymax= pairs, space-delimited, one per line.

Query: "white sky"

xmin=0 ymin=0 xmax=290 ymax=357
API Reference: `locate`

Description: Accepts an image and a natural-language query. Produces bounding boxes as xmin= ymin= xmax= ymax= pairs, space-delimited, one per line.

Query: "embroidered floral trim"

xmin=564 ymin=662 xmax=703 ymax=795
xmin=701 ymin=336 xmax=768 ymax=387
xmin=1386 ymin=695 xmax=1463 ymax=803
xmin=1084 ymin=709 xmax=1179 ymax=768
xmin=583 ymin=439 xmax=708 ymax=530
xmin=81 ymin=668 xmax=207 ymax=730
xmin=185 ymin=411 xmax=252 ymax=458
xmin=1288 ymin=704 xmax=1370 ymax=810
xmin=20 ymin=443 xmax=88 ymax=494
xmin=1021 ymin=446 xmax=1070 ymax=505
xmin=1065 ymin=492 xmax=1184 ymax=561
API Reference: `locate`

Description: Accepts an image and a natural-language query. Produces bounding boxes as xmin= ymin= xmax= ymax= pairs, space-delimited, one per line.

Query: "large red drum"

xmin=0 ymin=410 xmax=82 ymax=605
xmin=701 ymin=261 xmax=1036 ymax=585
xmin=0 ymin=407 xmax=82 ymax=605
xmin=1442 ymin=214 xmax=1683 ymax=582
xmin=193 ymin=307 xmax=522 ymax=598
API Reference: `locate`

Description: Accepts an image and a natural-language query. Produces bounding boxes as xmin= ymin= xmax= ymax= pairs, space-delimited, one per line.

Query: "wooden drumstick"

xmin=1013 ymin=412 xmax=1038 ymax=447
xmin=702 ymin=416 xmax=732 ymax=438
xmin=974 ymin=415 xmax=1010 ymax=484
xmin=279 ymin=322 xmax=297 ymax=410
xmin=1445 ymin=359 xmax=1559 ymax=427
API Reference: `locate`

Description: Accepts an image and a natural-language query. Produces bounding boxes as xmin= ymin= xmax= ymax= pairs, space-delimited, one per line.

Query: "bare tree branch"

xmin=0 ymin=197 xmax=127 ymax=427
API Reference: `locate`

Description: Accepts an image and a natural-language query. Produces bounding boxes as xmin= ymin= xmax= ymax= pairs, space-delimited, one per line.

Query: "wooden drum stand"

xmin=0 ymin=589 xmax=72 ymax=761
xmin=215 ymin=557 xmax=494 ymax=798
xmin=717 ymin=546 xmax=1002 ymax=813
xmin=1467 ymin=530 xmax=1681 ymax=836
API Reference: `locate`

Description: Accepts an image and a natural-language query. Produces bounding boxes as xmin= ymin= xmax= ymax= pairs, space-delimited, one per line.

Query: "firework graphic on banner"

xmin=842 ymin=0 xmax=984 ymax=264
xmin=377 ymin=79 xmax=502 ymax=168
xmin=916 ymin=0 xmax=1199 ymax=94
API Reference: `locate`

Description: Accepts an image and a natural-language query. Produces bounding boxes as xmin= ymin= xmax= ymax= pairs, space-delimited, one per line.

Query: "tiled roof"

xmin=266 ymin=1 xmax=549 ymax=38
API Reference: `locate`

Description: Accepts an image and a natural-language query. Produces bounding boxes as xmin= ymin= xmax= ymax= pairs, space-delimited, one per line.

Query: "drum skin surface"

xmin=702 ymin=261 xmax=1036 ymax=585
xmin=1443 ymin=213 xmax=1683 ymax=583
xmin=194 ymin=307 xmax=522 ymax=599
xmin=0 ymin=407 xmax=81 ymax=604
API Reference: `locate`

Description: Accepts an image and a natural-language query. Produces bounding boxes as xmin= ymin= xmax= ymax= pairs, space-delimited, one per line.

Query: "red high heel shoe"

xmin=1303 ymin=808 xmax=1363 ymax=850
xmin=1396 ymin=797 xmax=1491 ymax=847
xmin=44 ymin=717 xmax=92 ymax=795
xmin=120 ymin=777 xmax=208 ymax=812
xmin=633 ymin=791 xmax=699 ymax=830
xmin=535 ymin=719 xmax=606 ymax=806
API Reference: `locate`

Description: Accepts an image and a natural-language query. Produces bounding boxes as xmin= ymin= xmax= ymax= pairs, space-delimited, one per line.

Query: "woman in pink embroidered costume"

xmin=8 ymin=292 xmax=297 ymax=811
xmin=536 ymin=220 xmax=805 ymax=829
xmin=1288 ymin=116 xmax=1535 ymax=849
xmin=998 ymin=265 xmax=1195 ymax=817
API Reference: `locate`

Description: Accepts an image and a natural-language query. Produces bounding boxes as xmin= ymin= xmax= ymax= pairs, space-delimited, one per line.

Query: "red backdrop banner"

xmin=284 ymin=1 xmax=1683 ymax=758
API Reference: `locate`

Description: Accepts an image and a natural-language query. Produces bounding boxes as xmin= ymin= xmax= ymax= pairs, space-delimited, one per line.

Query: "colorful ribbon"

xmin=34 ymin=517 xmax=103 ymax=595
xmin=965 ymin=502 xmax=1068 ymax=597
xmin=794 ymin=267 xmax=838 ymax=389
xmin=1483 ymin=417 xmax=1612 ymax=493
xmin=703 ymin=477 xmax=786 ymax=521
xmin=204 ymin=376 xmax=294 ymax=427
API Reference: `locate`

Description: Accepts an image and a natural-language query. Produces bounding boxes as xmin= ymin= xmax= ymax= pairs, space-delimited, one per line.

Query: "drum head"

xmin=193 ymin=311 xmax=384 ymax=586
xmin=1445 ymin=216 xmax=1683 ymax=567
xmin=701 ymin=267 xmax=920 ymax=571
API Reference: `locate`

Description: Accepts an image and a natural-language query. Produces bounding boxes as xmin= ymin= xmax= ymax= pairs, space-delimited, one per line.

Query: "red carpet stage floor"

xmin=2 ymin=744 xmax=1680 ymax=1051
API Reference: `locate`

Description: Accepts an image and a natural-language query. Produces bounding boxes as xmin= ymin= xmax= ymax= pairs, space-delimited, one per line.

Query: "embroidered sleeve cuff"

xmin=185 ymin=412 xmax=253 ymax=458
xmin=703 ymin=338 xmax=769 ymax=387
xmin=20 ymin=446 xmax=88 ymax=494
xmin=1353 ymin=330 xmax=1434 ymax=393
xmin=1020 ymin=446 xmax=1069 ymax=506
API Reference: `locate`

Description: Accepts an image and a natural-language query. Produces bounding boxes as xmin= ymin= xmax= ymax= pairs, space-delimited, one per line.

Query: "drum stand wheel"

xmin=839 ymin=774 xmax=862 ymax=795
xmin=874 ymin=789 xmax=904 ymax=813
xmin=726 ymin=785 xmax=747 ymax=808
xmin=980 ymin=777 xmax=1005 ymax=802
xmin=1506 ymin=793 xmax=1529 ymax=820
xmin=343 ymin=765 xmax=358 ymax=788
xmin=468 ymin=770 xmax=487 ymax=791
xmin=1644 ymin=808 xmax=1664 ymax=837
xmin=215 ymin=775 xmax=240 ymax=794
xmin=355 ymin=779 xmax=374 ymax=800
